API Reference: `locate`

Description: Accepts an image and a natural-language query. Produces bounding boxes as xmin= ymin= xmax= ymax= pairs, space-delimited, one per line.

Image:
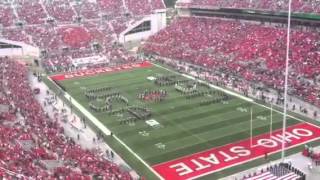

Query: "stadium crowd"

xmin=0 ymin=0 xmax=166 ymax=72
xmin=141 ymin=17 xmax=320 ymax=108
xmin=0 ymin=57 xmax=132 ymax=179
xmin=0 ymin=0 xmax=319 ymax=179
xmin=177 ymin=0 xmax=320 ymax=14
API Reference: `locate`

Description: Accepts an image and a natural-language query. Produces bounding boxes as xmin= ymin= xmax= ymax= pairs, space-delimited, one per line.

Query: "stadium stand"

xmin=178 ymin=0 xmax=320 ymax=14
xmin=0 ymin=0 xmax=319 ymax=178
xmin=141 ymin=16 xmax=320 ymax=108
xmin=0 ymin=6 xmax=15 ymax=27
xmin=73 ymin=1 xmax=100 ymax=19
xmin=0 ymin=0 xmax=166 ymax=73
xmin=0 ymin=57 xmax=132 ymax=179
xmin=16 ymin=1 xmax=48 ymax=24
xmin=45 ymin=0 xmax=76 ymax=22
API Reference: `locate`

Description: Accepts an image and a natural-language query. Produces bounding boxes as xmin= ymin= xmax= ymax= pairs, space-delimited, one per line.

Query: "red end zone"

xmin=50 ymin=61 xmax=152 ymax=81
xmin=153 ymin=123 xmax=320 ymax=180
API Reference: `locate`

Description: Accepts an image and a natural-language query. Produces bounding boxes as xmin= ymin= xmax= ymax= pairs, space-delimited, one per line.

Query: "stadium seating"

xmin=74 ymin=1 xmax=100 ymax=19
xmin=2 ymin=27 xmax=31 ymax=44
xmin=97 ymin=0 xmax=125 ymax=15
xmin=125 ymin=0 xmax=152 ymax=15
xmin=141 ymin=17 xmax=320 ymax=107
xmin=45 ymin=0 xmax=76 ymax=22
xmin=16 ymin=1 xmax=47 ymax=24
xmin=0 ymin=57 xmax=132 ymax=179
xmin=0 ymin=0 xmax=165 ymax=73
xmin=184 ymin=0 xmax=320 ymax=14
xmin=0 ymin=6 xmax=15 ymax=27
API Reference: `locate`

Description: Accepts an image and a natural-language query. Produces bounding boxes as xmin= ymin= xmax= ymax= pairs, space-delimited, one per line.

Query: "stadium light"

xmin=281 ymin=0 xmax=293 ymax=161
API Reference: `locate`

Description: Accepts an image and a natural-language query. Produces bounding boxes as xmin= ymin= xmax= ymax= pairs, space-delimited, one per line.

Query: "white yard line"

xmin=64 ymin=92 xmax=112 ymax=135
xmin=152 ymin=62 xmax=320 ymax=179
xmin=192 ymin=137 xmax=320 ymax=180
xmin=113 ymin=135 xmax=165 ymax=180
xmin=48 ymin=62 xmax=320 ymax=180
xmin=152 ymin=62 xmax=253 ymax=103
xmin=47 ymin=78 xmax=165 ymax=180
xmin=152 ymin=62 xmax=319 ymax=127
xmin=65 ymin=93 xmax=165 ymax=180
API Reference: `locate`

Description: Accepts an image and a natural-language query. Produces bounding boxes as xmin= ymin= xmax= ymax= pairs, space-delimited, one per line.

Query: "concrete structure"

xmin=0 ymin=39 xmax=40 ymax=57
xmin=119 ymin=9 xmax=167 ymax=43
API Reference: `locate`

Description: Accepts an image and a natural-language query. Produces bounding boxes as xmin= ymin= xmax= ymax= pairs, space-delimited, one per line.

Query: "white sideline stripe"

xmin=64 ymin=93 xmax=111 ymax=135
xmin=251 ymin=99 xmax=320 ymax=131
xmin=48 ymin=78 xmax=165 ymax=180
xmin=182 ymin=73 xmax=254 ymax=103
xmin=113 ymin=135 xmax=165 ymax=180
xmin=152 ymin=62 xmax=320 ymax=180
xmin=151 ymin=62 xmax=254 ymax=102
xmin=49 ymin=64 xmax=319 ymax=180
xmin=152 ymin=62 xmax=320 ymax=128
xmin=63 ymin=93 xmax=164 ymax=180
xmin=187 ymin=137 xmax=320 ymax=180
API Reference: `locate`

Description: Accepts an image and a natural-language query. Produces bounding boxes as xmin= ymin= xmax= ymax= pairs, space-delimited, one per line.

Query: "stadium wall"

xmin=0 ymin=39 xmax=40 ymax=57
xmin=175 ymin=5 xmax=320 ymax=28
xmin=119 ymin=11 xmax=167 ymax=43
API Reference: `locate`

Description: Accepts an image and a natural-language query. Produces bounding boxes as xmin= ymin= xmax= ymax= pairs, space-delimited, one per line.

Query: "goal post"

xmin=249 ymin=103 xmax=275 ymax=148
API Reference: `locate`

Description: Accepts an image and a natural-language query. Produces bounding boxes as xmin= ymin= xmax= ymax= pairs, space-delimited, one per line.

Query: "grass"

xmin=44 ymin=64 xmax=319 ymax=179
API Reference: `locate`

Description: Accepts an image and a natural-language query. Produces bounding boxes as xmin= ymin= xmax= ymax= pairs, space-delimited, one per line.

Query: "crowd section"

xmin=240 ymin=163 xmax=306 ymax=180
xmin=179 ymin=0 xmax=320 ymax=14
xmin=125 ymin=0 xmax=152 ymax=15
xmin=97 ymin=0 xmax=125 ymax=15
xmin=0 ymin=0 xmax=166 ymax=72
xmin=2 ymin=27 xmax=31 ymax=44
xmin=141 ymin=17 xmax=320 ymax=108
xmin=45 ymin=0 xmax=76 ymax=22
xmin=0 ymin=6 xmax=15 ymax=27
xmin=16 ymin=1 xmax=48 ymax=25
xmin=74 ymin=1 xmax=100 ymax=19
xmin=0 ymin=57 xmax=132 ymax=179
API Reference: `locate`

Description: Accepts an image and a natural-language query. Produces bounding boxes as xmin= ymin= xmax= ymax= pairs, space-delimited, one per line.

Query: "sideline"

xmin=152 ymin=62 xmax=318 ymax=126
xmin=47 ymin=77 xmax=165 ymax=180
xmin=151 ymin=62 xmax=253 ymax=103
xmin=47 ymin=62 xmax=319 ymax=180
xmin=64 ymin=93 xmax=111 ymax=135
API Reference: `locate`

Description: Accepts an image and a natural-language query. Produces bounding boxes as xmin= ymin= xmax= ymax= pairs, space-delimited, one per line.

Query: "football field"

xmin=50 ymin=62 xmax=320 ymax=180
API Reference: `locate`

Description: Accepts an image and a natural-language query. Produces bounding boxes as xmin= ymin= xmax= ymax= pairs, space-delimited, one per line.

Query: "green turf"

xmin=58 ymin=65 xmax=302 ymax=179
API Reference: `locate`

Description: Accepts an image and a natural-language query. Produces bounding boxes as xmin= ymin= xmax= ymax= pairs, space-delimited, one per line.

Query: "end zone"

xmin=50 ymin=61 xmax=152 ymax=81
xmin=153 ymin=123 xmax=320 ymax=180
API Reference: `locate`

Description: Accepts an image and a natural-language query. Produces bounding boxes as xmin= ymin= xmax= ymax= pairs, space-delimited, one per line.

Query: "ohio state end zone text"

xmin=153 ymin=123 xmax=320 ymax=180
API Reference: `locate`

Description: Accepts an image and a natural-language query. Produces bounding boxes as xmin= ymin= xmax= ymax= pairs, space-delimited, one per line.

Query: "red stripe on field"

xmin=153 ymin=123 xmax=320 ymax=180
xmin=49 ymin=61 xmax=152 ymax=81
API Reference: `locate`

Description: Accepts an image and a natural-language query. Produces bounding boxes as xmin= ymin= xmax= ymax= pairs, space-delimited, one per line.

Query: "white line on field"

xmin=152 ymin=62 xmax=320 ymax=179
xmin=191 ymin=137 xmax=320 ymax=180
xmin=64 ymin=92 xmax=112 ymax=135
xmin=48 ymin=77 xmax=165 ymax=180
xmin=152 ymin=62 xmax=319 ymax=127
xmin=113 ymin=135 xmax=165 ymax=180
xmin=51 ymin=63 xmax=320 ymax=180
xmin=151 ymin=62 xmax=253 ymax=103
